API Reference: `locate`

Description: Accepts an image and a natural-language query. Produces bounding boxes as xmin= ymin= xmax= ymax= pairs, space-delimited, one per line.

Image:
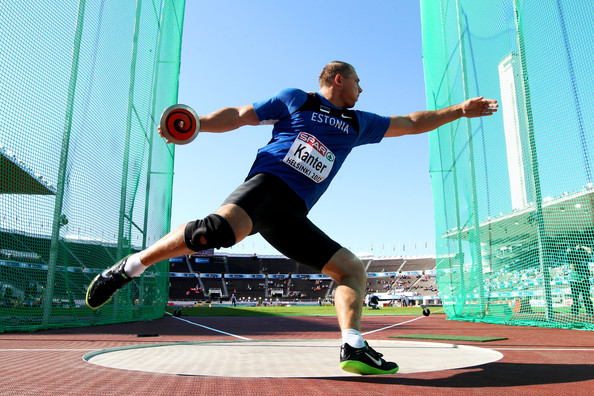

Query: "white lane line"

xmin=362 ymin=308 xmax=442 ymax=336
xmin=493 ymin=348 xmax=594 ymax=351
xmin=361 ymin=315 xmax=426 ymax=336
xmin=165 ymin=312 xmax=251 ymax=340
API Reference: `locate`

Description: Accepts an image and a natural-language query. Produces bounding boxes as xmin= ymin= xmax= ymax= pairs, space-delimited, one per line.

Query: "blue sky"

xmin=173 ymin=0 xmax=434 ymax=256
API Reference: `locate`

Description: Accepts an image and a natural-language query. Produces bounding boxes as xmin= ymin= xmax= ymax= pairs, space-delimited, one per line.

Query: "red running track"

xmin=0 ymin=314 xmax=592 ymax=395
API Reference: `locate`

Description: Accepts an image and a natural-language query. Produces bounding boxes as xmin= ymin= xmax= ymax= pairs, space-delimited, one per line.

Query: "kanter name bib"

xmin=283 ymin=132 xmax=335 ymax=183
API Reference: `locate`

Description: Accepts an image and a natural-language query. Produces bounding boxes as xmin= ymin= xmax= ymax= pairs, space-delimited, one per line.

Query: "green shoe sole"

xmin=340 ymin=360 xmax=399 ymax=375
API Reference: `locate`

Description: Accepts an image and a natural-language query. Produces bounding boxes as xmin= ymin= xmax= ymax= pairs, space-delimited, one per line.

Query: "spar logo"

xmin=283 ymin=132 xmax=335 ymax=183
xmin=297 ymin=132 xmax=333 ymax=161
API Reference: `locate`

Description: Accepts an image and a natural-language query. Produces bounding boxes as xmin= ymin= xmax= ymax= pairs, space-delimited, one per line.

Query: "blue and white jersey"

xmin=248 ymin=88 xmax=390 ymax=211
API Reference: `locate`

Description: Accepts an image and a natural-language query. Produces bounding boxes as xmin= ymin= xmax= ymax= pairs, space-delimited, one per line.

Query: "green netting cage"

xmin=0 ymin=0 xmax=185 ymax=332
xmin=421 ymin=0 xmax=594 ymax=330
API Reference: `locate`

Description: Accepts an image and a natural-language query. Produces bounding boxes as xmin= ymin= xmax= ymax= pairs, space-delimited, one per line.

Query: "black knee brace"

xmin=184 ymin=213 xmax=236 ymax=251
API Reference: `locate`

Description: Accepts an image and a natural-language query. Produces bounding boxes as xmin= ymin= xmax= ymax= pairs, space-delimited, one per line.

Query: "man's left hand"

xmin=461 ymin=97 xmax=498 ymax=118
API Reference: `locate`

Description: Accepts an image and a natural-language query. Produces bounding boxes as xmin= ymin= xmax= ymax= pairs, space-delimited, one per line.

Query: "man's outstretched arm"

xmin=159 ymin=104 xmax=259 ymax=142
xmin=199 ymin=104 xmax=260 ymax=132
xmin=385 ymin=97 xmax=498 ymax=138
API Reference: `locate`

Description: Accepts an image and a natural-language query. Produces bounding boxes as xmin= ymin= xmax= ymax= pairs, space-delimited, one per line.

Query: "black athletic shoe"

xmin=340 ymin=341 xmax=399 ymax=375
xmin=86 ymin=256 xmax=133 ymax=309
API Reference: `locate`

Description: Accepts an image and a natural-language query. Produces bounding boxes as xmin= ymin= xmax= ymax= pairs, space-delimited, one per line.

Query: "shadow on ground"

xmin=329 ymin=362 xmax=594 ymax=388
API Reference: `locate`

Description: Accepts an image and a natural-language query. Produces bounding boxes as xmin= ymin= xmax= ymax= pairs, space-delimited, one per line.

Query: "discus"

xmin=159 ymin=104 xmax=200 ymax=145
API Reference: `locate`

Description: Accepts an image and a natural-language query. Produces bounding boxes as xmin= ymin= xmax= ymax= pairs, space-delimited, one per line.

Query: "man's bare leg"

xmin=86 ymin=204 xmax=252 ymax=309
xmin=322 ymin=247 xmax=399 ymax=374
xmin=322 ymin=248 xmax=366 ymax=332
xmin=139 ymin=204 xmax=253 ymax=267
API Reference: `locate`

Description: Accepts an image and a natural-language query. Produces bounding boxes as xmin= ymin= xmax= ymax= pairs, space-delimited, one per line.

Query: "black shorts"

xmin=222 ymin=172 xmax=342 ymax=270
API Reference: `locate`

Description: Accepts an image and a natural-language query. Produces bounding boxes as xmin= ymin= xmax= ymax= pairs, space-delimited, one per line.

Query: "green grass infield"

xmin=166 ymin=305 xmax=444 ymax=317
xmin=389 ymin=334 xmax=508 ymax=342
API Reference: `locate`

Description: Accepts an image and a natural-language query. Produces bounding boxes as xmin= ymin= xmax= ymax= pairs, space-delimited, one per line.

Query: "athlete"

xmin=86 ymin=61 xmax=498 ymax=375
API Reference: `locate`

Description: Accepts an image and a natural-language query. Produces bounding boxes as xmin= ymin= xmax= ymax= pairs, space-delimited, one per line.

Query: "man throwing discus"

xmin=87 ymin=61 xmax=497 ymax=375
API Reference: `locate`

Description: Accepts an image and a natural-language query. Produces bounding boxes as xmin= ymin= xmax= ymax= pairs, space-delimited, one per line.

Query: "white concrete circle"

xmin=84 ymin=339 xmax=503 ymax=378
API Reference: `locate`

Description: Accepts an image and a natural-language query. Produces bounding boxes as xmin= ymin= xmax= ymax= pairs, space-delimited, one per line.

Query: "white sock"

xmin=123 ymin=252 xmax=147 ymax=277
xmin=342 ymin=329 xmax=365 ymax=348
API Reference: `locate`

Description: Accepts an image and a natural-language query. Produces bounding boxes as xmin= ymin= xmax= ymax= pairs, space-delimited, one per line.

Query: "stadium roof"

xmin=442 ymin=185 xmax=594 ymax=249
xmin=1 ymin=145 xmax=55 ymax=195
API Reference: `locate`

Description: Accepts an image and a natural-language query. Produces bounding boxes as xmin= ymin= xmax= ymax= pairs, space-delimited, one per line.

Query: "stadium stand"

xmin=200 ymin=276 xmax=225 ymax=299
xmin=294 ymin=262 xmax=316 ymax=274
xmin=169 ymin=276 xmax=203 ymax=301
xmin=260 ymin=256 xmax=299 ymax=275
xmin=225 ymin=255 xmax=262 ymax=274
xmin=287 ymin=277 xmax=332 ymax=300
xmin=366 ymin=258 xmax=404 ymax=273
xmin=1 ymin=229 xmax=140 ymax=307
xmin=401 ymin=257 xmax=435 ymax=272
xmin=169 ymin=256 xmax=191 ymax=273
xmin=189 ymin=259 xmax=224 ymax=274
xmin=168 ymin=253 xmax=438 ymax=305
xmin=225 ymin=277 xmax=265 ymax=300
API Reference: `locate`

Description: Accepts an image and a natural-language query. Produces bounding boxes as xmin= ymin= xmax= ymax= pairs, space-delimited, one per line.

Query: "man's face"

xmin=340 ymin=71 xmax=362 ymax=108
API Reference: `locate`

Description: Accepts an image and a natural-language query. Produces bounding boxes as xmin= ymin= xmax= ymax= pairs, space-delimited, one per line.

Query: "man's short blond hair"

xmin=319 ymin=61 xmax=355 ymax=88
